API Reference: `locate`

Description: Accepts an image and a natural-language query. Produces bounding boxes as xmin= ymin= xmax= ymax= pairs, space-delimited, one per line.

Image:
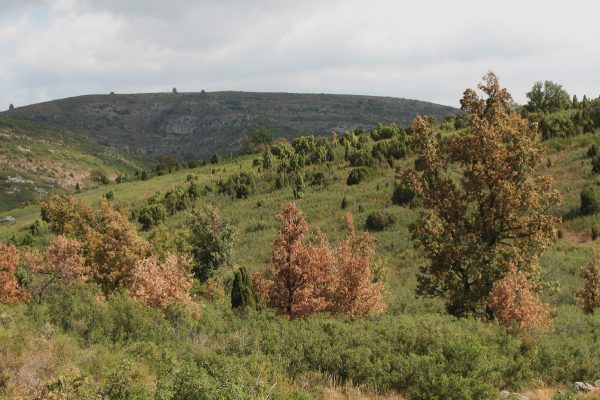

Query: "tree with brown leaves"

xmin=0 ymin=243 xmax=30 ymax=305
xmin=86 ymin=199 xmax=150 ymax=294
xmin=487 ymin=263 xmax=550 ymax=333
xmin=129 ymin=253 xmax=197 ymax=312
xmin=402 ymin=72 xmax=561 ymax=317
xmin=40 ymin=194 xmax=94 ymax=238
xmin=23 ymin=235 xmax=89 ymax=303
xmin=259 ymin=202 xmax=334 ymax=318
xmin=330 ymin=213 xmax=386 ymax=319
xmin=40 ymin=196 xmax=150 ymax=294
xmin=257 ymin=203 xmax=385 ymax=319
xmin=576 ymin=250 xmax=600 ymax=313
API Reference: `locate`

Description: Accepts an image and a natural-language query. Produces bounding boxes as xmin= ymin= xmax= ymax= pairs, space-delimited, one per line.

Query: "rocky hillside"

xmin=0 ymin=117 xmax=146 ymax=211
xmin=3 ymin=91 xmax=457 ymax=159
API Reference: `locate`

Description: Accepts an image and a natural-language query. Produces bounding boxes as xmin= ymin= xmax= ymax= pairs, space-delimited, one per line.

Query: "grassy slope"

xmin=4 ymin=130 xmax=600 ymax=308
xmin=0 ymin=117 xmax=148 ymax=211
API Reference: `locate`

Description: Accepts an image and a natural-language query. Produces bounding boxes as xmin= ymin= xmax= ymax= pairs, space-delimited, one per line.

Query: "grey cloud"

xmin=1 ymin=0 xmax=599 ymax=108
xmin=0 ymin=0 xmax=44 ymax=14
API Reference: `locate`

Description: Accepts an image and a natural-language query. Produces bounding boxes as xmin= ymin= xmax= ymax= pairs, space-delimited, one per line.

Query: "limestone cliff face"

xmin=4 ymin=91 xmax=457 ymax=159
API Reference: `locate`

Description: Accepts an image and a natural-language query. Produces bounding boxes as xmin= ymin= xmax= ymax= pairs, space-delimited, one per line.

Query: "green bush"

xmin=90 ymin=169 xmax=110 ymax=185
xmin=99 ymin=359 xmax=153 ymax=400
xmin=347 ymin=150 xmax=376 ymax=167
xmin=187 ymin=181 xmax=201 ymax=199
xmin=163 ymin=186 xmax=191 ymax=214
xmin=217 ymin=172 xmax=256 ymax=199
xmin=392 ymin=183 xmax=415 ymax=206
xmin=580 ymin=186 xmax=600 ymax=215
xmin=365 ymin=211 xmax=396 ymax=231
xmin=341 ymin=196 xmax=349 ymax=209
xmin=371 ymin=138 xmax=408 ymax=166
xmin=293 ymin=173 xmax=306 ymax=199
xmin=172 ymin=355 xmax=269 ymax=400
xmin=138 ymin=203 xmax=167 ymax=230
xmin=370 ymin=123 xmax=403 ymax=141
xmin=347 ymin=167 xmax=372 ymax=185
xmin=29 ymin=219 xmax=48 ymax=236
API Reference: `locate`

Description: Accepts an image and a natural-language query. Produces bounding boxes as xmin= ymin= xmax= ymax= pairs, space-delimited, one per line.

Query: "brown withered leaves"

xmin=256 ymin=202 xmax=385 ymax=319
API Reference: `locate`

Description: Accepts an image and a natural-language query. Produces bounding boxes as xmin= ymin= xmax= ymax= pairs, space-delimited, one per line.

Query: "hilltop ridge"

xmin=3 ymin=91 xmax=457 ymax=159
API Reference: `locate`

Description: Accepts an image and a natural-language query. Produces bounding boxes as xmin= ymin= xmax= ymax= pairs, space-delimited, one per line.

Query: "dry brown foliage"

xmin=487 ymin=263 xmax=550 ymax=333
xmin=576 ymin=250 xmax=600 ymax=313
xmin=39 ymin=194 xmax=94 ymax=238
xmin=202 ymin=277 xmax=226 ymax=301
xmin=130 ymin=253 xmax=197 ymax=312
xmin=257 ymin=203 xmax=385 ymax=319
xmin=329 ymin=213 xmax=386 ymax=318
xmin=0 ymin=243 xmax=30 ymax=305
xmin=402 ymin=72 xmax=560 ymax=317
xmin=86 ymin=199 xmax=151 ymax=293
xmin=23 ymin=235 xmax=89 ymax=303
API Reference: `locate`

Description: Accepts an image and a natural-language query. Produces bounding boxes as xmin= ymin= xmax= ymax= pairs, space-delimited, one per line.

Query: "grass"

xmin=2 ymin=126 xmax=600 ymax=398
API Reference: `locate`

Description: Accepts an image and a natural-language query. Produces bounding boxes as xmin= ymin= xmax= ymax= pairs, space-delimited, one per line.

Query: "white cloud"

xmin=0 ymin=0 xmax=599 ymax=108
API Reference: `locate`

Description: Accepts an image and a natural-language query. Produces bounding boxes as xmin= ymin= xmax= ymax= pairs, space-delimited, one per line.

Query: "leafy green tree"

xmin=402 ymin=72 xmax=561 ymax=317
xmin=149 ymin=224 xmax=192 ymax=259
xmin=163 ymin=186 xmax=191 ymax=214
xmin=138 ymin=203 xmax=167 ymax=230
xmin=189 ymin=206 xmax=236 ymax=281
xmin=231 ymin=266 xmax=257 ymax=310
xmin=525 ymin=80 xmax=571 ymax=112
xmin=250 ymin=127 xmax=274 ymax=146
xmin=262 ymin=147 xmax=274 ymax=169
xmin=210 ymin=153 xmax=220 ymax=164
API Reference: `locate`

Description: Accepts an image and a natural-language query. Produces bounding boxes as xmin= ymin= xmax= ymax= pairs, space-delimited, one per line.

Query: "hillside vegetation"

xmin=2 ymin=91 xmax=456 ymax=159
xmin=1 ymin=75 xmax=600 ymax=399
xmin=0 ymin=117 xmax=147 ymax=211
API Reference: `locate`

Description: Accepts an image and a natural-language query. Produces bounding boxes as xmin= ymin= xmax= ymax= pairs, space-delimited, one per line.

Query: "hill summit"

xmin=3 ymin=91 xmax=456 ymax=159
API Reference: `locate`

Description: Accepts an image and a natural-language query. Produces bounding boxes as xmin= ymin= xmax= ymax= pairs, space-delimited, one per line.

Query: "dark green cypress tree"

xmin=231 ymin=266 xmax=257 ymax=310
xmin=293 ymin=173 xmax=306 ymax=199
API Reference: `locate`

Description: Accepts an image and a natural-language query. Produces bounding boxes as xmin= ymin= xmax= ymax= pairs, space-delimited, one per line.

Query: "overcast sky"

xmin=0 ymin=0 xmax=598 ymax=108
